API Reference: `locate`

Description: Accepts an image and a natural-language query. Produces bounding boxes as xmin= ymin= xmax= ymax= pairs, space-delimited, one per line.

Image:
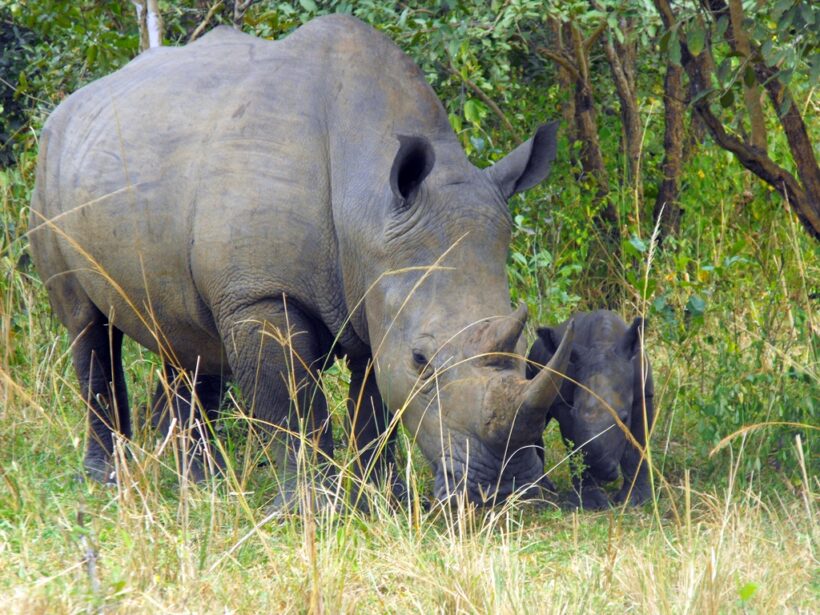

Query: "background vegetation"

xmin=1 ymin=1 xmax=817 ymax=612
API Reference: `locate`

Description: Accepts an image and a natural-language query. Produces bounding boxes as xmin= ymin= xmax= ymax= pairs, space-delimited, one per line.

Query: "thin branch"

xmin=583 ymin=18 xmax=609 ymax=52
xmin=446 ymin=65 xmax=522 ymax=144
xmin=534 ymin=46 xmax=582 ymax=82
xmin=189 ymin=0 xmax=223 ymax=43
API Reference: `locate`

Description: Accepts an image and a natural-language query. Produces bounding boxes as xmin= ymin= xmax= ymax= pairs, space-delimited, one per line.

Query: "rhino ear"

xmin=535 ymin=327 xmax=560 ymax=355
xmin=486 ymin=121 xmax=558 ymax=199
xmin=617 ymin=317 xmax=645 ymax=359
xmin=390 ymin=135 xmax=436 ymax=207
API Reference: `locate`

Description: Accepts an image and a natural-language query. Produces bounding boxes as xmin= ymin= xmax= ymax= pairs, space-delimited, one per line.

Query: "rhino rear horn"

xmin=478 ymin=302 xmax=528 ymax=357
xmin=486 ymin=121 xmax=558 ymax=199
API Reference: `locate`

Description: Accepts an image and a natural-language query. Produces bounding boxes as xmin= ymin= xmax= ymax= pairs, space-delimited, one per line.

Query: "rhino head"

xmin=352 ymin=123 xmax=574 ymax=504
xmin=531 ymin=316 xmax=644 ymax=483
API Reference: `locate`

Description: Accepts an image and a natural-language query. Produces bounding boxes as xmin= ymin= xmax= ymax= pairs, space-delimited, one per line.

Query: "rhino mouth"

xmin=432 ymin=436 xmax=545 ymax=505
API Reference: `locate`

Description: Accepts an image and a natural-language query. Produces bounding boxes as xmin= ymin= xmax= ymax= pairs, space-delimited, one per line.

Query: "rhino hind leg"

xmin=151 ymin=363 xmax=226 ymax=482
xmin=69 ymin=308 xmax=131 ymax=484
xmin=216 ymin=298 xmax=334 ymax=511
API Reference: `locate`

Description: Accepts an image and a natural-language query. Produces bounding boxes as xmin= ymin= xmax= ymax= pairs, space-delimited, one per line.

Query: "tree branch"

xmin=534 ymin=46 xmax=581 ymax=82
xmin=583 ymin=18 xmax=608 ymax=52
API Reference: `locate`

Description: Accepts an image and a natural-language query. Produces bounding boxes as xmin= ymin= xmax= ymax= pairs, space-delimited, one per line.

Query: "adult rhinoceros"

xmin=29 ymin=15 xmax=572 ymax=506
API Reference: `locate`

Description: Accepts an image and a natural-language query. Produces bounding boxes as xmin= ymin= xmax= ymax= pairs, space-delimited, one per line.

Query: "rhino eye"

xmin=412 ymin=350 xmax=434 ymax=380
xmin=412 ymin=350 xmax=428 ymax=367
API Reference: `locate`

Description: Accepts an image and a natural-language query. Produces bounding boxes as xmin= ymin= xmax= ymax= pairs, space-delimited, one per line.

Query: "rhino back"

xmin=567 ymin=310 xmax=628 ymax=348
xmin=30 ymin=15 xmax=453 ymax=370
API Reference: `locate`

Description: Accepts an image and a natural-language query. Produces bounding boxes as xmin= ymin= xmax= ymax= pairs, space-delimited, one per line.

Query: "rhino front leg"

xmin=151 ymin=363 xmax=226 ymax=482
xmin=346 ymin=357 xmax=404 ymax=503
xmin=567 ymin=470 xmax=610 ymax=510
xmin=216 ymin=297 xmax=334 ymax=508
xmin=615 ymin=394 xmax=655 ymax=506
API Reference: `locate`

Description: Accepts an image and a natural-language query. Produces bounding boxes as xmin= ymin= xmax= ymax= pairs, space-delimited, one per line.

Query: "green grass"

xmin=1 ymin=145 xmax=818 ymax=613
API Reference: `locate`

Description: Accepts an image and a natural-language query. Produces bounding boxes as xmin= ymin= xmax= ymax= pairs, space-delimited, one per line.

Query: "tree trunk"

xmin=601 ymin=20 xmax=642 ymax=193
xmin=655 ymin=0 xmax=820 ymax=240
xmin=654 ymin=58 xmax=685 ymax=238
xmin=569 ymin=22 xmax=617 ymax=231
xmin=132 ymin=0 xmax=162 ymax=51
xmin=549 ymin=19 xmax=577 ymax=160
xmin=727 ymin=0 xmax=767 ymax=152
xmin=146 ymin=0 xmax=163 ymax=48
xmin=132 ymin=1 xmax=149 ymax=52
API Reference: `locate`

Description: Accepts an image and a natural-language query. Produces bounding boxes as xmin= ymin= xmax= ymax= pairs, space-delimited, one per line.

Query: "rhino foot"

xmin=83 ymin=454 xmax=117 ymax=485
xmin=614 ymin=483 xmax=652 ymax=507
xmin=537 ymin=474 xmax=558 ymax=494
xmin=174 ymin=445 xmax=226 ymax=484
xmin=563 ymin=485 xmax=610 ymax=511
xmin=267 ymin=472 xmax=344 ymax=517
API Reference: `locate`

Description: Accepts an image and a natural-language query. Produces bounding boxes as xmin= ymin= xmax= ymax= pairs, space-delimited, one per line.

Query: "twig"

xmin=189 ymin=0 xmax=224 ymax=43
xmin=446 ymin=65 xmax=522 ymax=144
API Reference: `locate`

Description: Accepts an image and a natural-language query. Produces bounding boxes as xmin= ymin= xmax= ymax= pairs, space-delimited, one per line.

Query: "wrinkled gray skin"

xmin=526 ymin=310 xmax=655 ymax=508
xmin=29 ymin=15 xmax=575 ymax=506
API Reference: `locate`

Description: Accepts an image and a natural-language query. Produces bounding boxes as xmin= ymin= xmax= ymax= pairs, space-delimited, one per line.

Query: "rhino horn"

xmin=480 ymin=319 xmax=575 ymax=447
xmin=478 ymin=302 xmax=528 ymax=357
xmin=519 ymin=318 xmax=574 ymax=413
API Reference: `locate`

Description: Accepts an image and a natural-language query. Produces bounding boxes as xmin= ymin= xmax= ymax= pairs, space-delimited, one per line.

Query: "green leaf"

xmin=659 ymin=30 xmax=670 ymax=53
xmin=668 ymin=29 xmax=681 ymax=66
xmin=686 ymin=294 xmax=706 ymax=315
xmin=448 ymin=112 xmax=463 ymax=133
xmin=463 ymin=98 xmax=485 ymax=124
xmin=800 ymin=3 xmax=815 ymax=26
xmin=86 ymin=44 xmax=98 ymax=67
xmin=810 ymin=53 xmax=820 ymax=85
xmin=717 ymin=58 xmax=733 ymax=84
xmin=715 ymin=15 xmax=729 ymax=40
xmin=720 ymin=89 xmax=734 ymax=108
xmin=689 ymin=86 xmax=714 ymax=106
xmin=688 ymin=23 xmax=706 ymax=57
xmin=738 ymin=582 xmax=758 ymax=602
xmin=743 ymin=66 xmax=757 ymax=88
xmin=298 ymin=0 xmax=317 ymax=12
xmin=628 ymin=234 xmax=648 ymax=254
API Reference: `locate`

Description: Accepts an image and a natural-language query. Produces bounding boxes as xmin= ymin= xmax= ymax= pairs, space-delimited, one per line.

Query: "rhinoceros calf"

xmin=527 ymin=310 xmax=655 ymax=508
xmin=29 ymin=15 xmax=575 ymax=506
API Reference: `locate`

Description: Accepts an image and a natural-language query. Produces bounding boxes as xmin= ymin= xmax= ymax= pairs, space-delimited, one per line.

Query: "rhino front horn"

xmin=520 ymin=318 xmax=574 ymax=413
